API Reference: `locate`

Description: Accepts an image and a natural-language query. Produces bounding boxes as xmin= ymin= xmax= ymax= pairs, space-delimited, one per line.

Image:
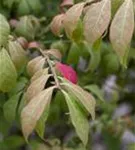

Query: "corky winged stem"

xmin=39 ymin=48 xmax=61 ymax=89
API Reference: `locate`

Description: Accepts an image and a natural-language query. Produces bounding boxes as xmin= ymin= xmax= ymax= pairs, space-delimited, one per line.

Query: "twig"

xmin=39 ymin=48 xmax=61 ymax=89
xmin=84 ymin=0 xmax=102 ymax=7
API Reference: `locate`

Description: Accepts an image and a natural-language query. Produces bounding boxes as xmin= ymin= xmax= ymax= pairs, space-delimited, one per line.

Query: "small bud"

xmin=55 ymin=62 xmax=78 ymax=84
xmin=16 ymin=37 xmax=28 ymax=49
xmin=28 ymin=41 xmax=40 ymax=49
xmin=9 ymin=19 xmax=18 ymax=28
xmin=60 ymin=0 xmax=74 ymax=8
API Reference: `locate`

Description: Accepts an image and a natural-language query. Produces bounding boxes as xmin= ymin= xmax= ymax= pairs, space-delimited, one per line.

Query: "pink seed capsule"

xmin=56 ymin=62 xmax=78 ymax=84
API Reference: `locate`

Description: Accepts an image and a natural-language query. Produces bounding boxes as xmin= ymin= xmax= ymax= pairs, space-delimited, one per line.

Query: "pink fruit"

xmin=56 ymin=62 xmax=78 ymax=84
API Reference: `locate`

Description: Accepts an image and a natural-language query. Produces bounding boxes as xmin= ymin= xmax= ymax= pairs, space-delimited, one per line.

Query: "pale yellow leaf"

xmin=31 ymin=68 xmax=49 ymax=82
xmin=50 ymin=14 xmax=65 ymax=36
xmin=25 ymin=74 xmax=52 ymax=103
xmin=21 ymin=86 xmax=55 ymax=140
xmin=8 ymin=41 xmax=27 ymax=70
xmin=63 ymin=2 xmax=85 ymax=38
xmin=84 ymin=0 xmax=111 ymax=45
xmin=27 ymin=56 xmax=46 ymax=76
xmin=110 ymin=0 xmax=134 ymax=66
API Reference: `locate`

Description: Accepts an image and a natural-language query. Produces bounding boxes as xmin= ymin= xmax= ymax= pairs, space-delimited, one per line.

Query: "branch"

xmin=39 ymin=48 xmax=61 ymax=89
xmin=84 ymin=0 xmax=102 ymax=7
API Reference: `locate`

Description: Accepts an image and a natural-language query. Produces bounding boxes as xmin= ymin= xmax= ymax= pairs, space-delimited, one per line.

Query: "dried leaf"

xmin=51 ymin=14 xmax=65 ymax=36
xmin=21 ymin=86 xmax=55 ymax=140
xmin=27 ymin=56 xmax=46 ymax=76
xmin=110 ymin=0 xmax=134 ymax=67
xmin=63 ymin=2 xmax=85 ymax=38
xmin=60 ymin=78 xmax=96 ymax=120
xmin=0 ymin=48 xmax=17 ymax=92
xmin=25 ymin=74 xmax=52 ymax=103
xmin=8 ymin=41 xmax=27 ymax=70
xmin=0 ymin=14 xmax=10 ymax=46
xmin=62 ymin=90 xmax=89 ymax=146
xmin=84 ymin=0 xmax=111 ymax=45
xmin=31 ymin=68 xmax=49 ymax=82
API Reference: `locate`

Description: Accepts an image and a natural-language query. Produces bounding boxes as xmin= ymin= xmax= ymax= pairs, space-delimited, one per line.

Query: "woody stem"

xmin=39 ymin=48 xmax=60 ymax=89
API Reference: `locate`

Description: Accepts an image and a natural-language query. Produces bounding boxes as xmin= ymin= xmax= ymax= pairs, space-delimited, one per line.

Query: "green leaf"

xmin=129 ymin=144 xmax=135 ymax=150
xmin=48 ymin=91 xmax=67 ymax=124
xmin=35 ymin=103 xmax=50 ymax=138
xmin=15 ymin=15 xmax=40 ymax=41
xmin=17 ymin=0 xmax=30 ymax=16
xmin=3 ymin=92 xmax=22 ymax=123
xmin=62 ymin=90 xmax=89 ymax=146
xmin=103 ymin=128 xmax=121 ymax=150
xmin=1 ymin=135 xmax=25 ymax=149
xmin=67 ymin=42 xmax=80 ymax=65
xmin=60 ymin=78 xmax=96 ymax=120
xmin=72 ymin=19 xmax=84 ymax=43
xmin=3 ymin=0 xmax=17 ymax=8
xmin=110 ymin=0 xmax=134 ymax=67
xmin=0 ymin=48 xmax=17 ymax=92
xmin=21 ymin=86 xmax=55 ymax=140
xmin=17 ymin=0 xmax=42 ymax=16
xmin=0 ymin=93 xmax=6 ymax=108
xmin=84 ymin=39 xmax=101 ymax=72
xmin=9 ymin=77 xmax=28 ymax=96
xmin=0 ymin=14 xmax=10 ymax=46
xmin=84 ymin=84 xmax=104 ymax=101
xmin=18 ymin=94 xmax=27 ymax=116
xmin=102 ymin=53 xmax=120 ymax=74
xmin=8 ymin=41 xmax=28 ymax=71
xmin=111 ymin=0 xmax=124 ymax=17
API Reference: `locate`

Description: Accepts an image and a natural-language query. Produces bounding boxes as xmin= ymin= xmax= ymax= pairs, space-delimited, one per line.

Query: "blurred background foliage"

xmin=0 ymin=0 xmax=135 ymax=150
